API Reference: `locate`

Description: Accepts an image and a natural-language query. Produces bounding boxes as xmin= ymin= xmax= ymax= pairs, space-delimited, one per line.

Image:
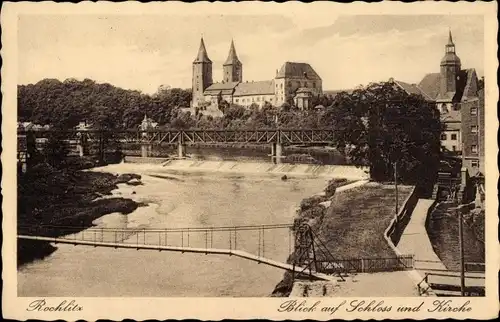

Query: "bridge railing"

xmin=18 ymin=223 xmax=294 ymax=260
xmin=17 ymin=128 xmax=336 ymax=146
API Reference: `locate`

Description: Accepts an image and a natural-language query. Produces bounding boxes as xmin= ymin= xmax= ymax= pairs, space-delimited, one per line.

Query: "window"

xmin=440 ymin=133 xmax=447 ymax=140
xmin=471 ymin=125 xmax=478 ymax=133
xmin=257 ymin=97 xmax=260 ymax=102
xmin=313 ymin=82 xmax=316 ymax=88
xmin=304 ymin=82 xmax=308 ymax=88
xmin=452 ymin=145 xmax=457 ymax=151
xmin=441 ymin=104 xmax=449 ymax=114
xmin=235 ymin=99 xmax=239 ymax=103
xmin=471 ymin=107 xmax=478 ymax=115
xmin=471 ymin=160 xmax=479 ymax=168
xmin=451 ymin=134 xmax=457 ymax=140
xmin=471 ymin=145 xmax=478 ymax=153
xmin=281 ymin=83 xmax=283 ymax=89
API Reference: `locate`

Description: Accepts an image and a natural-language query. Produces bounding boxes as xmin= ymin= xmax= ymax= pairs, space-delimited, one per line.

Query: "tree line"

xmin=18 ymin=78 xmax=442 ymax=187
xmin=18 ymin=78 xmax=192 ymax=130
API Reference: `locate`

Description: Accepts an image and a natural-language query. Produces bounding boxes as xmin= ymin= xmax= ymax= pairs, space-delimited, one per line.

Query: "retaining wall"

xmin=387 ymin=187 xmax=419 ymax=245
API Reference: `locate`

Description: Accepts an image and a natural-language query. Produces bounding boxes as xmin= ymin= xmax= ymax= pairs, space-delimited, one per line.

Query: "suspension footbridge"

xmin=18 ymin=223 xmax=415 ymax=282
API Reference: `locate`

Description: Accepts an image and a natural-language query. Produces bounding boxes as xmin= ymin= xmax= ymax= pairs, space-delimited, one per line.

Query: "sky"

xmin=18 ymin=14 xmax=484 ymax=94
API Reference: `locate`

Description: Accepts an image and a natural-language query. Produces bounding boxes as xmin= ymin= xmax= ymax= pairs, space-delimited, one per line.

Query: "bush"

xmin=325 ymin=178 xmax=348 ymax=198
xmin=300 ymin=195 xmax=327 ymax=211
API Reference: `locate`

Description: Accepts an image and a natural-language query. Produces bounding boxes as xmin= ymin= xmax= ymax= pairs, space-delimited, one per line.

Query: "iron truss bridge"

xmin=17 ymin=129 xmax=335 ymax=145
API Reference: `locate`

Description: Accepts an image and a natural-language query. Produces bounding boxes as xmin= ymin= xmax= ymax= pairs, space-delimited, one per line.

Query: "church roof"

xmin=193 ymin=38 xmax=212 ymax=64
xmin=418 ymin=73 xmax=441 ymax=100
xmin=393 ymin=80 xmax=433 ymax=100
xmin=276 ymin=62 xmax=321 ymax=80
xmin=418 ymin=68 xmax=478 ymax=102
xmin=223 ymin=40 xmax=241 ymax=66
xmin=234 ymin=80 xmax=274 ymax=96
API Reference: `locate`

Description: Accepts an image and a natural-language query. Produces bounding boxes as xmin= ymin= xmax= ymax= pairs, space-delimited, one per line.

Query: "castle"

xmin=191 ymin=38 xmax=323 ymax=110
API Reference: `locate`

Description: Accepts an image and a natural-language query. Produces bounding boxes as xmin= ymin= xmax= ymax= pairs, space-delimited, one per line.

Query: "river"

xmin=17 ymin=163 xmax=330 ymax=297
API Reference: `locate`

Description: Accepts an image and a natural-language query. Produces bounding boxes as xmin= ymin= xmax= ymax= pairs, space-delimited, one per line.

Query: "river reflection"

xmin=18 ymin=165 xmax=328 ymax=297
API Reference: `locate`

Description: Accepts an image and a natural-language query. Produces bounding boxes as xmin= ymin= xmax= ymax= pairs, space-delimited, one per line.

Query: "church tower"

xmin=192 ymin=37 xmax=213 ymax=107
xmin=223 ymin=40 xmax=243 ymax=83
xmin=439 ymin=30 xmax=462 ymax=98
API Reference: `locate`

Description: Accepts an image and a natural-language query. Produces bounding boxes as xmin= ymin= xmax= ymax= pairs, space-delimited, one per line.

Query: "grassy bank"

xmin=272 ymin=182 xmax=413 ymax=297
xmin=426 ymin=202 xmax=485 ymax=271
xmin=271 ymin=178 xmax=352 ymax=297
xmin=17 ymin=162 xmax=142 ymax=266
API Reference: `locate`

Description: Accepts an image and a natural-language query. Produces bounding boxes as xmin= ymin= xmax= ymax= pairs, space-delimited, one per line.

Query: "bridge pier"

xmin=271 ymin=143 xmax=283 ymax=164
xmin=141 ymin=144 xmax=152 ymax=158
xmin=77 ymin=133 xmax=88 ymax=157
xmin=177 ymin=142 xmax=186 ymax=159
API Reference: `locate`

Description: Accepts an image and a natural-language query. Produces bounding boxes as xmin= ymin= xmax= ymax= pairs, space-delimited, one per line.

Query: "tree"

xmin=330 ymin=82 xmax=442 ymax=188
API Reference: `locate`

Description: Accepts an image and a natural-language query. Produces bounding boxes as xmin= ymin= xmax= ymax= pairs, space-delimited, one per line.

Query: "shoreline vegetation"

xmin=17 ymin=159 xmax=143 ymax=266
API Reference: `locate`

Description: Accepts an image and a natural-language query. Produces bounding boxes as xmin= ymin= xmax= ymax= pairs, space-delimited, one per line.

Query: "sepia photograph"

xmin=2 ymin=1 xmax=498 ymax=320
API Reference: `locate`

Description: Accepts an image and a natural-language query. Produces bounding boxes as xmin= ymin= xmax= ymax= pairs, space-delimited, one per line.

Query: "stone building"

xmin=191 ymin=38 xmax=322 ymax=110
xmin=392 ymin=31 xmax=484 ymax=175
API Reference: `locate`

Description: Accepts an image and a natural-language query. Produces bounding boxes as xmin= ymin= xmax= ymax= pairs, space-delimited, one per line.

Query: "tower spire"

xmin=194 ymin=37 xmax=212 ymax=63
xmin=224 ymin=39 xmax=241 ymax=65
xmin=448 ymin=28 xmax=454 ymax=45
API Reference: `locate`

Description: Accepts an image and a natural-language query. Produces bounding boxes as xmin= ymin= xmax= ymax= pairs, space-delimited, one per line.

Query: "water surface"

xmin=18 ymin=164 xmax=328 ymax=297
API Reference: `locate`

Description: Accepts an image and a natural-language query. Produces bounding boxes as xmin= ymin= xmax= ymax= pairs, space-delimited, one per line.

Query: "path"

xmin=397 ymin=199 xmax=485 ymax=294
xmin=398 ymin=199 xmax=446 ymax=271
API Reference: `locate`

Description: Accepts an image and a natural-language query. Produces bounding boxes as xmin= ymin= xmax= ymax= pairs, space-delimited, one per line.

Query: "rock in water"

xmin=281 ymin=175 xmax=288 ymax=181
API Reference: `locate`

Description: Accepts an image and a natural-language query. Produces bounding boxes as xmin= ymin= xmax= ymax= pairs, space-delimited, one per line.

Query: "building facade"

xmin=392 ymin=31 xmax=484 ymax=175
xmin=191 ymin=38 xmax=322 ymax=110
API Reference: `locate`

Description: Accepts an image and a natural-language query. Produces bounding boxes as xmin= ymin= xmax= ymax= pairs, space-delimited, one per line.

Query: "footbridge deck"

xmin=18 ymin=234 xmax=335 ymax=281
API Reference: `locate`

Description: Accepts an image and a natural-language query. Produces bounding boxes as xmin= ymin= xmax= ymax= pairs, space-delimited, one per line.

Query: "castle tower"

xmin=192 ymin=37 xmax=213 ymax=107
xmin=223 ymin=39 xmax=243 ymax=83
xmin=439 ymin=30 xmax=462 ymax=98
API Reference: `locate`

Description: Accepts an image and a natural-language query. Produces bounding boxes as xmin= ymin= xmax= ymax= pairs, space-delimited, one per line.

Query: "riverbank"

xmin=17 ymin=162 xmax=143 ymax=266
xmin=272 ymin=182 xmax=414 ymax=297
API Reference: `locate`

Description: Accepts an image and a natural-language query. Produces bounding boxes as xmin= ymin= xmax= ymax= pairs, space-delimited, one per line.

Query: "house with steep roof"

xmin=191 ymin=38 xmax=322 ymax=110
xmin=393 ymin=31 xmax=484 ymax=175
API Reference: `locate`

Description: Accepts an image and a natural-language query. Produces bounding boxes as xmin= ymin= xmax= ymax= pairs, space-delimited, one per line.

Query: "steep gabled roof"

xmin=276 ymin=62 xmax=321 ymax=80
xmin=418 ymin=72 xmax=441 ymax=100
xmin=193 ymin=37 xmax=212 ymax=64
xmin=234 ymin=80 xmax=274 ymax=96
xmin=393 ymin=80 xmax=433 ymax=100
